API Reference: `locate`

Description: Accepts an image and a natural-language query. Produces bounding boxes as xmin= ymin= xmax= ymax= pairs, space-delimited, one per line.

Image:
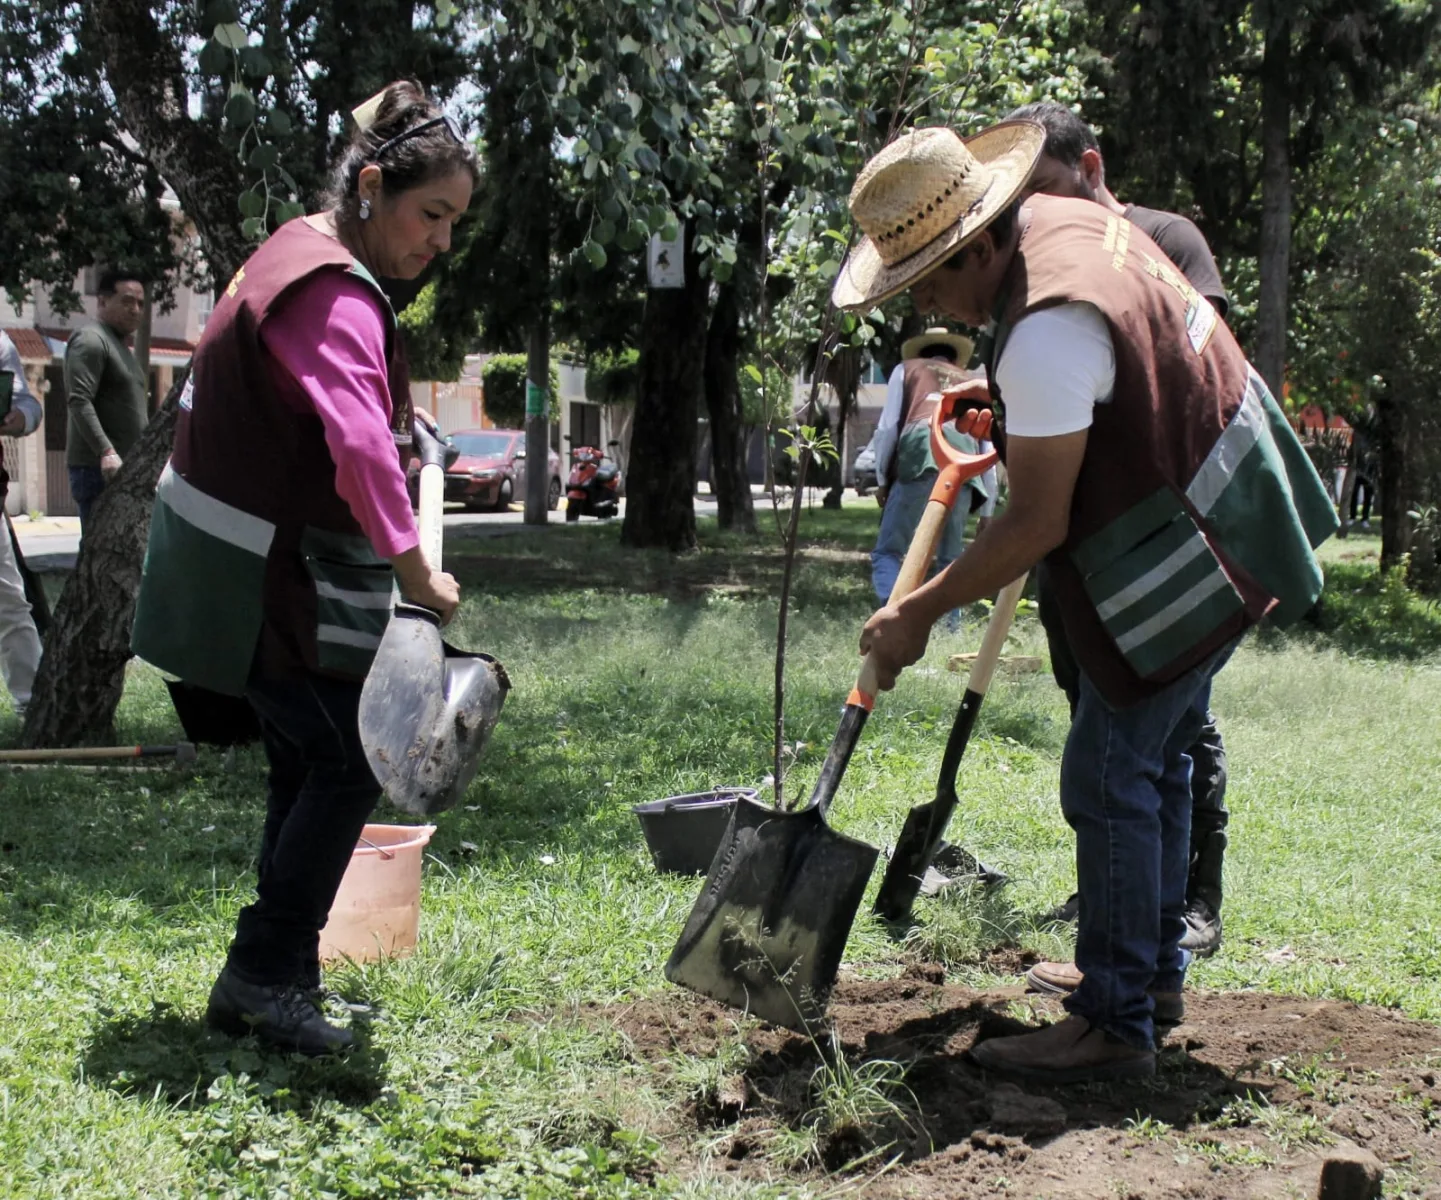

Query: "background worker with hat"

xmin=836 ymin=121 xmax=1336 ymax=1084
xmin=868 ymin=327 xmax=995 ymax=618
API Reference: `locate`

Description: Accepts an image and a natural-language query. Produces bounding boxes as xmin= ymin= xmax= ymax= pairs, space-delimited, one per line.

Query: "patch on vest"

xmin=178 ymin=375 xmax=195 ymax=411
xmin=1141 ymin=252 xmax=1215 ymax=354
xmin=225 ymin=266 xmax=246 ymax=298
xmin=1184 ymin=297 xmax=1218 ymax=355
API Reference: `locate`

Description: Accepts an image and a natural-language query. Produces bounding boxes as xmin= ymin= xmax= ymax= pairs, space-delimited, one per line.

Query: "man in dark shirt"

xmin=63 ymin=268 xmax=149 ymax=529
xmin=1005 ymin=101 xmax=1231 ymax=979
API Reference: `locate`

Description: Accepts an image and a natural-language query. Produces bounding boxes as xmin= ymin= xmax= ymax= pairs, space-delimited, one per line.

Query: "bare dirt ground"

xmin=599 ymin=966 xmax=1441 ymax=1198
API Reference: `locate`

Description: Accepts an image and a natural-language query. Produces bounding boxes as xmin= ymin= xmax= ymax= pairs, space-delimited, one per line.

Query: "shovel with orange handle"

xmin=664 ymin=375 xmax=998 ymax=1031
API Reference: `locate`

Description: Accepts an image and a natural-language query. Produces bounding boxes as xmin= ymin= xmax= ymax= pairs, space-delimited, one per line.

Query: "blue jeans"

xmin=871 ymin=474 xmax=969 ymax=624
xmin=227 ymin=673 xmax=383 ymax=987
xmin=69 ymin=465 xmax=107 ymax=529
xmin=1061 ymin=637 xmax=1240 ymax=1048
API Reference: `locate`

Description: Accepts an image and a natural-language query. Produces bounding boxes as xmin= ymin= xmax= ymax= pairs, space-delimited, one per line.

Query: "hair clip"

xmin=350 ymin=87 xmax=389 ymax=132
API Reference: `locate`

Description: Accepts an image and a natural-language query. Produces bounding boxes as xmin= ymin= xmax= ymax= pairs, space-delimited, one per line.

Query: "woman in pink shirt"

xmin=134 ymin=81 xmax=475 ymax=1055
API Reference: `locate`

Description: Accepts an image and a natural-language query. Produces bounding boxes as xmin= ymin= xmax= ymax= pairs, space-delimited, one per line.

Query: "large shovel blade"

xmin=359 ymin=602 xmax=510 ymax=816
xmin=665 ymin=795 xmax=878 ymax=1031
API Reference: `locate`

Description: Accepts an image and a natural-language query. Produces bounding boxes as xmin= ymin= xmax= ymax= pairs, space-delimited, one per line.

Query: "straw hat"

xmin=833 ymin=121 xmax=1045 ymax=310
xmin=901 ymin=327 xmax=974 ymax=363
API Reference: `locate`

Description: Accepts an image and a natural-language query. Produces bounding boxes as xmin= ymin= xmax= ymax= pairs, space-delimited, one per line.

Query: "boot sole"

xmin=1023 ymin=971 xmax=1184 ymax=1045
xmin=205 ymin=1002 xmax=353 ymax=1057
xmin=967 ymin=1046 xmax=1155 ymax=1085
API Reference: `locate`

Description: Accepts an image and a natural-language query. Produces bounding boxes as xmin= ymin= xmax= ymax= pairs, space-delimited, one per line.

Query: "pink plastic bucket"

xmin=318 ymin=823 xmax=436 ymax=964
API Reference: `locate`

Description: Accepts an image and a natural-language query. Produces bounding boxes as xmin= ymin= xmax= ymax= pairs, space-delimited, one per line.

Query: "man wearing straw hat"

xmin=838 ymin=122 xmax=1336 ymax=1083
xmin=868 ymin=327 xmax=994 ymax=615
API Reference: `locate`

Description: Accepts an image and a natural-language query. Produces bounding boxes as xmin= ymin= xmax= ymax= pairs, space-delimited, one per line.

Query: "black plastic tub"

xmin=632 ymin=788 xmax=759 ymax=875
xmin=165 ymin=680 xmax=263 ymax=747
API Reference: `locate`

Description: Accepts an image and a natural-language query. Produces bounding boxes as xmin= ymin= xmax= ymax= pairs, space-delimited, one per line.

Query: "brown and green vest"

xmin=984 ymin=194 xmax=1336 ymax=706
xmin=132 ymin=219 xmax=412 ymax=695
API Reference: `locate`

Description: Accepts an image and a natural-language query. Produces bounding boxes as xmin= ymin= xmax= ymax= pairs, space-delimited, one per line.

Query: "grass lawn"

xmin=2 ymin=507 xmax=1440 ymax=1197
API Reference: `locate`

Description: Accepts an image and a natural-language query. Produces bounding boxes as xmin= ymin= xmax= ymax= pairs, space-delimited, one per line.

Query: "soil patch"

xmin=594 ymin=969 xmax=1441 ymax=1198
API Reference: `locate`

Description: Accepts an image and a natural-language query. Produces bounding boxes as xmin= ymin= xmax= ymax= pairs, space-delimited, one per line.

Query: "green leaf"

xmin=239 ymin=46 xmax=272 ymax=80
xmin=268 ymin=109 xmax=292 ymax=137
xmin=248 ymin=144 xmax=279 ymax=170
xmin=224 ymin=89 xmax=256 ymax=128
xmin=212 ymin=22 xmax=249 ymax=49
xmin=237 ymin=188 xmax=266 ymax=218
xmin=275 ymin=201 xmax=306 ymax=223
xmin=594 ymin=219 xmax=616 ymax=245
xmin=744 ymin=364 xmax=763 ymax=385
xmin=241 ymin=216 xmax=266 ymax=239
xmin=583 ymin=241 xmax=608 ymax=269
xmin=197 ymin=40 xmax=231 ymax=77
xmin=634 ymin=146 xmax=661 ymax=174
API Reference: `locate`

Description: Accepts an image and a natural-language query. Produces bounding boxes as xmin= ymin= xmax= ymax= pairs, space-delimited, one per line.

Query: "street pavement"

xmin=12 ymin=489 xmax=853 ymax=571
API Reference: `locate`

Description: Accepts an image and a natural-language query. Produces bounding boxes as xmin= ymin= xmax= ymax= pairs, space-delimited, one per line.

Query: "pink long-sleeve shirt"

xmin=260 ymin=271 xmax=419 ymax=558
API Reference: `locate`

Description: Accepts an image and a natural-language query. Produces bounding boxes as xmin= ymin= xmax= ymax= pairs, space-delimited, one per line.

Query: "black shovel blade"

xmin=359 ymin=604 xmax=511 ymax=816
xmin=665 ymin=795 xmax=879 ymax=1031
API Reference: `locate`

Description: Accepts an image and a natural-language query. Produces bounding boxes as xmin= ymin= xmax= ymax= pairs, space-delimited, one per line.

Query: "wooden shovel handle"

xmin=965 ymin=575 xmax=1028 ymax=698
xmin=418 ymin=462 xmax=444 ymax=573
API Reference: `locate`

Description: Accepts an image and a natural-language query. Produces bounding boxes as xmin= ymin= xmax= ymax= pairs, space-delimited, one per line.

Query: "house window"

xmin=195 ymin=286 xmax=215 ymax=329
xmin=82 ymin=266 xmax=100 ymax=296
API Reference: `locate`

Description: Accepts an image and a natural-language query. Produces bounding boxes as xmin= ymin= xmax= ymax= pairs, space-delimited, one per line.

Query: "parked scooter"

xmin=565 ymin=439 xmax=622 ymax=521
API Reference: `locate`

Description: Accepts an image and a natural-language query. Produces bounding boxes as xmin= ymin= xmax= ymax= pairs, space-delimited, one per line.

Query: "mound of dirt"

xmin=599 ymin=968 xmax=1441 ymax=1198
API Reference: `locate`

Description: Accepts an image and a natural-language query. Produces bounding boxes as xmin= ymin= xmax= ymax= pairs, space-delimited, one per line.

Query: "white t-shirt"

xmin=993 ymin=302 xmax=1116 ymax=437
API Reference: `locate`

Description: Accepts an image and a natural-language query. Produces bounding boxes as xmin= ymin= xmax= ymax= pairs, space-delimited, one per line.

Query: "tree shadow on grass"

xmin=81 ymin=1001 xmax=387 ymax=1109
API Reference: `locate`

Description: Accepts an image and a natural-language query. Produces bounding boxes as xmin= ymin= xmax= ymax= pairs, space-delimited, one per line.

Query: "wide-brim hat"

xmin=833 ymin=121 xmax=1045 ymax=310
xmin=901 ymin=327 xmax=974 ymax=363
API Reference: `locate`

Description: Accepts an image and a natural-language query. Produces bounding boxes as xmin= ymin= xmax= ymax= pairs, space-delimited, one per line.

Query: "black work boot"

xmin=206 ymin=965 xmax=354 ymax=1056
xmin=1179 ymin=829 xmax=1226 ymax=957
xmin=1044 ymin=891 xmax=1080 ymax=925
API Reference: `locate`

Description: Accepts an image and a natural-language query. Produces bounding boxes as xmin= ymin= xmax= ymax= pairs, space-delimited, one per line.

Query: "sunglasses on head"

xmin=371 ymin=115 xmax=465 ymax=161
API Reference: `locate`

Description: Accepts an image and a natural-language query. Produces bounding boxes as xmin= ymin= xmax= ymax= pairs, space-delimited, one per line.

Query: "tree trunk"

xmin=621 ymin=223 xmax=707 ymax=551
xmin=524 ymin=321 xmax=550 ymax=524
xmin=21 ymin=379 xmax=182 ymax=746
xmin=1376 ymin=389 xmax=1410 ymax=569
xmin=89 ymin=0 xmax=249 ymax=287
xmin=1256 ymin=15 xmax=1291 ymax=395
xmin=134 ymin=281 xmax=154 ymax=408
xmin=703 ymin=283 xmax=756 ymax=533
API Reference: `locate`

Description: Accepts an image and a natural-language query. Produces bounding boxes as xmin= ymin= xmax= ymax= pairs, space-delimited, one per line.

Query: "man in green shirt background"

xmin=64 ymin=269 xmax=148 ymax=527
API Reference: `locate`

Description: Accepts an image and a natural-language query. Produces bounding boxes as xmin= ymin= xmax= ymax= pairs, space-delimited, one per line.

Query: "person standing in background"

xmin=0 ymin=331 xmax=45 ymax=715
xmin=63 ymin=269 xmax=149 ymax=528
xmin=870 ymin=328 xmax=993 ymax=624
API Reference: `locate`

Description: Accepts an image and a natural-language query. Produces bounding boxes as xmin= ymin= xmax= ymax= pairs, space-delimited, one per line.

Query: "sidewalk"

xmin=9 ymin=514 xmax=81 ymax=570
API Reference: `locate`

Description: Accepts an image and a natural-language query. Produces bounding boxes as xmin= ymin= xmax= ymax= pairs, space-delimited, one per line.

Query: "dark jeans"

xmin=1349 ymin=476 xmax=1374 ymax=523
xmin=1035 ymin=562 xmax=1229 ymax=864
xmin=227 ymin=672 xmax=382 ymax=987
xmin=1061 ymin=638 xmax=1239 ymax=1049
xmin=68 ymin=465 xmax=107 ymax=529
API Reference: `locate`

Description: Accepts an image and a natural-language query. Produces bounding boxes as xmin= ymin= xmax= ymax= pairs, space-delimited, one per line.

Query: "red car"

xmin=415 ymin=428 xmax=563 ymax=512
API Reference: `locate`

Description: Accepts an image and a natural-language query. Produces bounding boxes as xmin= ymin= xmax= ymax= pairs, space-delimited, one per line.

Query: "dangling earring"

xmin=359 ymin=198 xmax=372 ymax=221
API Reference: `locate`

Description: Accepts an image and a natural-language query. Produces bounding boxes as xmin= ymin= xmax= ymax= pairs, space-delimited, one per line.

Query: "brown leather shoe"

xmin=1025 ymin=960 xmax=1083 ymax=994
xmin=1025 ymin=961 xmax=1184 ymax=1040
xmin=968 ymin=1015 xmax=1155 ymax=1085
